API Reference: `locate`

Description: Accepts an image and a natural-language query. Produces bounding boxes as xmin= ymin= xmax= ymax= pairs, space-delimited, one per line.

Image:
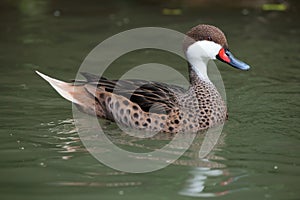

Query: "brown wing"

xmin=79 ymin=72 xmax=186 ymax=114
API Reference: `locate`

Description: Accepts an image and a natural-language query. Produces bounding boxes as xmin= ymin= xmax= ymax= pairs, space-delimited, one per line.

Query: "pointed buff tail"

xmin=35 ymin=71 xmax=102 ymax=116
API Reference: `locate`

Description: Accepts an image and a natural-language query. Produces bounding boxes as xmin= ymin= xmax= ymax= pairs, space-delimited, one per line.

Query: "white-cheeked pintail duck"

xmin=36 ymin=24 xmax=250 ymax=133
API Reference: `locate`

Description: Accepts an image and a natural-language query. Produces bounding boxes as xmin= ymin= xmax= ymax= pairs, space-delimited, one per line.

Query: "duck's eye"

xmin=207 ymin=36 xmax=212 ymax=41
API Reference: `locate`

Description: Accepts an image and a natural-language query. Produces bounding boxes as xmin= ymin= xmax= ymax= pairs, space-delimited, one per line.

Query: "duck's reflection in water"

xmin=48 ymin=119 xmax=82 ymax=159
xmin=47 ymin=118 xmax=246 ymax=195
xmin=180 ymin=167 xmax=227 ymax=197
xmin=179 ymin=165 xmax=248 ymax=197
xmin=177 ymin=142 xmax=248 ymax=197
xmin=175 ymin=128 xmax=248 ymax=197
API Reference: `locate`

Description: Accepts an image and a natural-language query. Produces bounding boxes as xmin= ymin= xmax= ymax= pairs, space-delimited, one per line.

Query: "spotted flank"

xmin=36 ymin=24 xmax=250 ymax=133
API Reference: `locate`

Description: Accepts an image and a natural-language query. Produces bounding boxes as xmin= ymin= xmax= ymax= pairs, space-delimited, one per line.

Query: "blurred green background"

xmin=0 ymin=0 xmax=299 ymax=200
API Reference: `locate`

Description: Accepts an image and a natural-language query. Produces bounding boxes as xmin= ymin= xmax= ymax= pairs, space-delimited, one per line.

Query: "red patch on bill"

xmin=218 ymin=48 xmax=230 ymax=63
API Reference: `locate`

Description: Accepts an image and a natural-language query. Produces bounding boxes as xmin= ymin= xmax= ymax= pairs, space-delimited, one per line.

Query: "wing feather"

xmin=79 ymin=72 xmax=186 ymax=114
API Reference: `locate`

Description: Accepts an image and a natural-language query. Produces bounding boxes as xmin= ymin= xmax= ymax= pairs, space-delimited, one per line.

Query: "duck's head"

xmin=184 ymin=24 xmax=250 ymax=71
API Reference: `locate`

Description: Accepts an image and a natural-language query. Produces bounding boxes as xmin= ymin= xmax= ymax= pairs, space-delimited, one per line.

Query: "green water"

xmin=1 ymin=0 xmax=299 ymax=199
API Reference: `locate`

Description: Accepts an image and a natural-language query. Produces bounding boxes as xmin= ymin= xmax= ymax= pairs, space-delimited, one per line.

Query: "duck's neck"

xmin=188 ymin=59 xmax=211 ymax=85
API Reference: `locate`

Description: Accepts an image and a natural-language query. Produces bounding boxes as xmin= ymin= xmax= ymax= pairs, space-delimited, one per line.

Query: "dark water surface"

xmin=1 ymin=0 xmax=299 ymax=199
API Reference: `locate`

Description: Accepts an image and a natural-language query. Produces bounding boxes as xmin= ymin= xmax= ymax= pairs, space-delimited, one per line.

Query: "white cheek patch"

xmin=186 ymin=40 xmax=222 ymax=60
xmin=185 ymin=41 xmax=223 ymax=82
